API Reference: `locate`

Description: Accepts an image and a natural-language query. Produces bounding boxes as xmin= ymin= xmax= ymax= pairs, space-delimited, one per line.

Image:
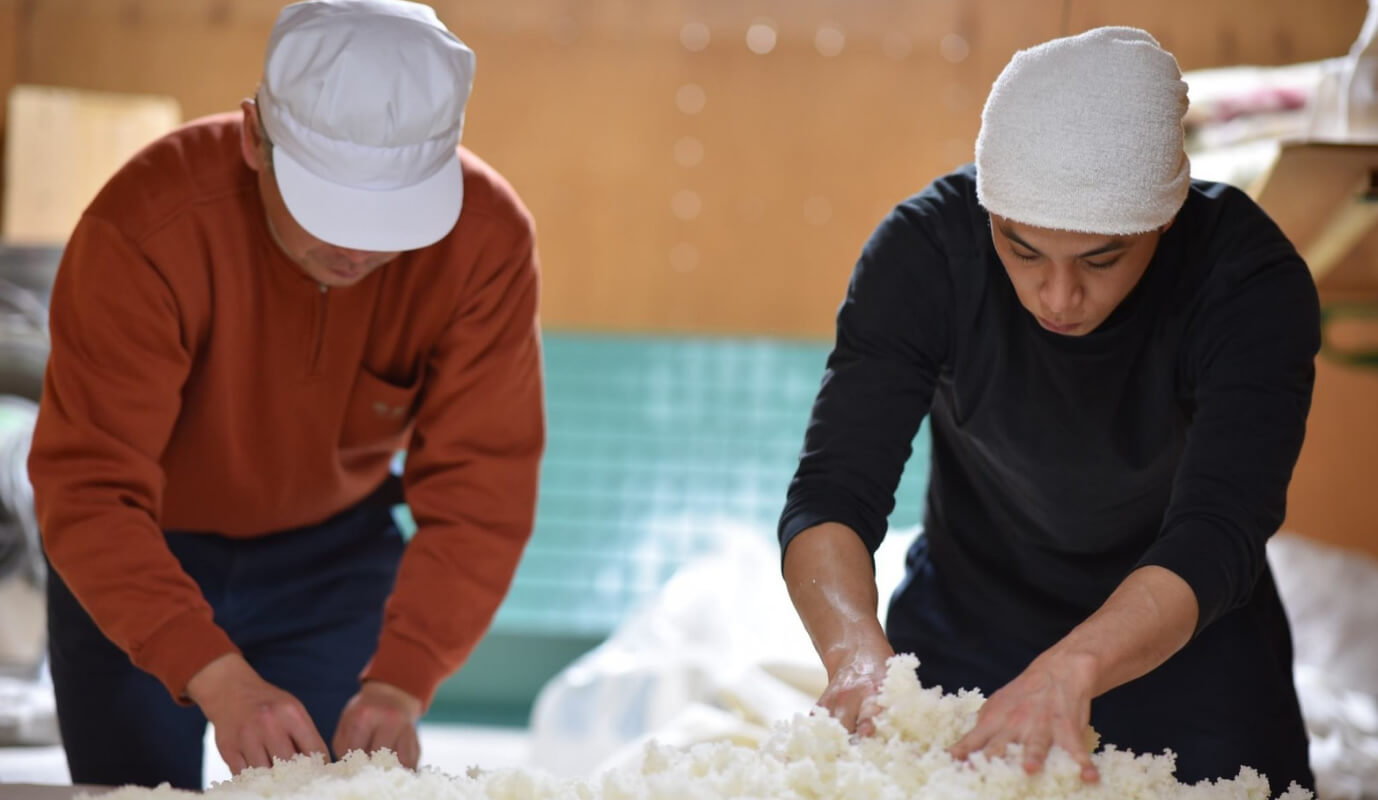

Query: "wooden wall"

xmin=1289 ymin=356 xmax=1378 ymax=558
xmin=0 ymin=0 xmax=21 ymax=213
xmin=1 ymin=0 xmax=1374 ymax=556
xmin=0 ymin=0 xmax=1366 ymax=336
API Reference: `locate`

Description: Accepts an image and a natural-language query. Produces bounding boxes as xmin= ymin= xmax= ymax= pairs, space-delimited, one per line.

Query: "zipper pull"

xmin=319 ymin=283 xmax=328 ymax=294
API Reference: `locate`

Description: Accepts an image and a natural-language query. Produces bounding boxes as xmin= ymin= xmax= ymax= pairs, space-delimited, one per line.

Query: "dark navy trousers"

xmin=46 ymin=482 xmax=405 ymax=790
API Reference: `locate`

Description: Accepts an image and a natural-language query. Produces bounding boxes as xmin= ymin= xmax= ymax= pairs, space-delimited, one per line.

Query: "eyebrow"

xmin=999 ymin=224 xmax=1127 ymax=259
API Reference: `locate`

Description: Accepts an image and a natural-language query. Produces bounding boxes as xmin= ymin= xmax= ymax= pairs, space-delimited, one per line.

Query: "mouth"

xmin=329 ymin=265 xmax=365 ymax=281
xmin=1037 ymin=316 xmax=1081 ymax=335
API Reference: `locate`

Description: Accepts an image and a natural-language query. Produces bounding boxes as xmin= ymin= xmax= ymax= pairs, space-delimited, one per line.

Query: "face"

xmin=989 ymin=214 xmax=1168 ymax=336
xmin=240 ymin=99 xmax=401 ymax=288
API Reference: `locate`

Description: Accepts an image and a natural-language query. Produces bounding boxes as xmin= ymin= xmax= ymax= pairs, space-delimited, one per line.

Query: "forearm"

xmin=1040 ymin=565 xmax=1199 ymax=697
xmin=39 ymin=514 xmax=236 ymax=701
xmin=364 ymin=518 xmax=529 ymax=707
xmin=783 ymin=522 xmax=891 ymax=675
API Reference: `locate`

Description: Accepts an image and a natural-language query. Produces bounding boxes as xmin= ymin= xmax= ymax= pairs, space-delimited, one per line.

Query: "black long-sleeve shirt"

xmin=780 ymin=164 xmax=1319 ymax=651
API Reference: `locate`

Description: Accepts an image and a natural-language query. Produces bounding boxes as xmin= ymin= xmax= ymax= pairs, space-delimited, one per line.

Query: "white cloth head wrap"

xmin=975 ymin=27 xmax=1191 ymax=235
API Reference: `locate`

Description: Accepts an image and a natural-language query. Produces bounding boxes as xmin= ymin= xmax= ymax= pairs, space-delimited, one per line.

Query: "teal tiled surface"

xmin=418 ymin=332 xmax=931 ymax=636
xmin=409 ymin=332 xmax=932 ymax=722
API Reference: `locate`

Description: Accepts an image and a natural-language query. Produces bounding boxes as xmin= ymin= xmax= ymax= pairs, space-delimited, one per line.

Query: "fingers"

xmin=369 ymin=722 xmax=420 ymax=769
xmin=1056 ymin=726 xmax=1099 ymax=783
xmin=940 ymin=663 xmax=1100 ymax=783
xmin=954 ymin=720 xmax=1099 ymax=784
xmin=333 ymin=712 xmax=369 ymax=759
xmin=948 ymin=731 xmax=984 ymax=762
xmin=259 ymin=711 xmax=301 ymax=767
xmin=1020 ymin=729 xmax=1052 ymax=774
xmin=397 ymin=729 xmax=421 ymax=769
xmin=249 ymin=700 xmax=325 ymax=766
xmin=219 ymin=723 xmax=271 ymax=774
xmin=285 ymin=707 xmax=330 ymax=760
xmin=982 ymin=731 xmax=1017 ymax=762
xmin=948 ymin=713 xmax=995 ymax=761
xmin=818 ymin=686 xmax=858 ymax=733
xmin=335 ymin=699 xmax=420 ymax=768
xmin=854 ymin=694 xmax=883 ymax=738
xmin=949 ymin=706 xmax=1021 ymax=766
xmin=832 ymin=702 xmax=860 ymax=733
xmin=220 ymin=739 xmax=249 ymax=775
xmin=238 ymin=730 xmax=274 ymax=772
xmin=335 ymin=702 xmax=396 ymax=757
xmin=818 ymin=650 xmax=890 ymax=737
xmin=820 ymin=682 xmax=881 ymax=735
xmin=198 ymin=664 xmax=327 ymax=774
xmin=366 ymin=715 xmax=404 ymax=754
xmin=221 ymin=702 xmax=326 ymax=775
xmin=331 ymin=726 xmax=349 ymax=761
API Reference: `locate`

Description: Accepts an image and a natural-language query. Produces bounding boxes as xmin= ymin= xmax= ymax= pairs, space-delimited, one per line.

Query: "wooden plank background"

xmin=0 ymin=1 xmax=1374 ymax=555
xmin=0 ymin=0 xmax=1366 ymax=336
xmin=3 ymin=85 xmax=181 ymax=242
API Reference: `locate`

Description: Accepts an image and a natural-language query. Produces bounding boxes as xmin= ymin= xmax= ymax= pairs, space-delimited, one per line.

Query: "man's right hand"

xmin=818 ymin=636 xmax=896 ymax=736
xmin=186 ymin=653 xmax=329 ymax=774
xmin=783 ymin=522 xmax=898 ymax=739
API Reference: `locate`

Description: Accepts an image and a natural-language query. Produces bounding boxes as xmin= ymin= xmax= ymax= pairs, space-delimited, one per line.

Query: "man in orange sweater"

xmin=26 ymin=0 xmax=544 ymax=789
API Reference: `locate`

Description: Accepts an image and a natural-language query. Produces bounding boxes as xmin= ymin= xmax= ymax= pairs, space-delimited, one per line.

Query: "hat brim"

xmin=272 ymin=145 xmax=463 ymax=252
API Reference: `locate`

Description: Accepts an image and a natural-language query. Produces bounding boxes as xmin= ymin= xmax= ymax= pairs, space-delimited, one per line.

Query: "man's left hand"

xmin=948 ymin=652 xmax=1100 ymax=782
xmin=332 ymin=680 xmax=423 ymax=768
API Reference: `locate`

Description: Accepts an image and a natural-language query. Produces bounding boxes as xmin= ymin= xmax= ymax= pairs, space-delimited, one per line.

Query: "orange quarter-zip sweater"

xmin=27 ymin=114 xmax=545 ymax=708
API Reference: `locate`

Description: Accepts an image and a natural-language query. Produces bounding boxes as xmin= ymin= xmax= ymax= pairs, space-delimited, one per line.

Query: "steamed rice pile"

xmin=86 ymin=655 xmax=1311 ymax=800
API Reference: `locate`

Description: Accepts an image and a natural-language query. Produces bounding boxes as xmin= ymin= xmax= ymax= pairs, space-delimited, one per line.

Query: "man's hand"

xmin=783 ymin=523 xmax=897 ymax=739
xmin=332 ymin=680 xmax=423 ymax=768
xmin=818 ymin=635 xmax=895 ymax=737
xmin=186 ymin=653 xmax=329 ymax=774
xmin=948 ymin=652 xmax=1100 ymax=782
xmin=947 ymin=566 xmax=1198 ymax=782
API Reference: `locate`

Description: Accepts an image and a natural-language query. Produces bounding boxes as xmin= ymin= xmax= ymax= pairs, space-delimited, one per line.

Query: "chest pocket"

xmin=340 ymin=366 xmax=421 ymax=453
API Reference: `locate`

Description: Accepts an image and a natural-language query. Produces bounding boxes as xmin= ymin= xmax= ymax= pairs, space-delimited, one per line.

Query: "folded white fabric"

xmin=975 ymin=26 xmax=1191 ymax=235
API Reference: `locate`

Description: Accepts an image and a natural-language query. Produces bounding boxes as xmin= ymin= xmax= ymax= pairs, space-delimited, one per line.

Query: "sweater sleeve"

xmin=362 ymin=215 xmax=545 ymax=708
xmin=1137 ymin=248 xmax=1319 ymax=634
xmin=778 ymin=202 xmax=952 ymax=561
xmin=28 ymin=215 xmax=239 ymax=701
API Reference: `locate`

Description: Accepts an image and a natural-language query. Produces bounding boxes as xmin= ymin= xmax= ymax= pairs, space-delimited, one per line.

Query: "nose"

xmin=1039 ymin=262 xmax=1081 ymax=317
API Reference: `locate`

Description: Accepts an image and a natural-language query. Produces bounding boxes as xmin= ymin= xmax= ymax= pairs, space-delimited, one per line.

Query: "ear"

xmin=240 ymin=98 xmax=265 ymax=172
xmin=1160 ymin=215 xmax=1176 ymax=234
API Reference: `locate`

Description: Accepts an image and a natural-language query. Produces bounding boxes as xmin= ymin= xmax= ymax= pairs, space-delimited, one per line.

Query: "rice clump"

xmin=83 ymin=654 xmax=1313 ymax=800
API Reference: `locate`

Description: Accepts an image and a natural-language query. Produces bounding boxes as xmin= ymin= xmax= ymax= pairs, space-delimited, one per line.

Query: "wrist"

xmin=185 ymin=652 xmax=254 ymax=710
xmin=361 ymin=679 xmax=423 ymax=720
xmin=821 ymin=627 xmax=893 ymax=678
xmin=1033 ymin=647 xmax=1101 ymax=696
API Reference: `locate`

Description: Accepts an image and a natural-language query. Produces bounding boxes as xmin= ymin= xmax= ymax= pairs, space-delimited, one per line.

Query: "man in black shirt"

xmin=779 ymin=27 xmax=1317 ymax=793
